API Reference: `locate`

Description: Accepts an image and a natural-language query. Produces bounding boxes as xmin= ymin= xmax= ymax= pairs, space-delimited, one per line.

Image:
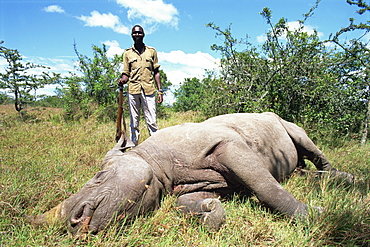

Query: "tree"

xmin=175 ymin=0 xmax=369 ymax=141
xmin=173 ymin=77 xmax=205 ymax=112
xmin=74 ymin=43 xmax=121 ymax=106
xmin=57 ymin=43 xmax=130 ymax=121
xmin=209 ymin=9 xmax=367 ymax=136
xmin=0 ymin=91 xmax=12 ymax=104
xmin=0 ymin=41 xmax=59 ymax=113
xmin=59 ymin=43 xmax=171 ymax=121
xmin=156 ymin=69 xmax=172 ymax=117
xmin=206 ymin=23 xmax=269 ymax=114
xmin=327 ymin=0 xmax=370 ymax=144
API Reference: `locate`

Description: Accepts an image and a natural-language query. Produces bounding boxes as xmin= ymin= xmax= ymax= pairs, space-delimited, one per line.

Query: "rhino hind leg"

xmin=177 ymin=192 xmax=226 ymax=231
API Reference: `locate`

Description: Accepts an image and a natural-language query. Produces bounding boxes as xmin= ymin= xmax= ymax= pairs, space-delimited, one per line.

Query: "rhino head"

xmin=29 ymin=154 xmax=162 ymax=237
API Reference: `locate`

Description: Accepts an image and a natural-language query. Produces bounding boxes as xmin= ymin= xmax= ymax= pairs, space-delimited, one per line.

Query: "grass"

xmin=0 ymin=105 xmax=369 ymax=246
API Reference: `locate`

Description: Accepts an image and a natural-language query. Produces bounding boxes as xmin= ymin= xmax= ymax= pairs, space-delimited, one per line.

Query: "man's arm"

xmin=118 ymin=50 xmax=130 ymax=86
xmin=154 ymin=68 xmax=163 ymax=104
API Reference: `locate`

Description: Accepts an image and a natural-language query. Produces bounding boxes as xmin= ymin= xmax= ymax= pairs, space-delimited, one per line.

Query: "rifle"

xmin=115 ymin=86 xmax=135 ymax=150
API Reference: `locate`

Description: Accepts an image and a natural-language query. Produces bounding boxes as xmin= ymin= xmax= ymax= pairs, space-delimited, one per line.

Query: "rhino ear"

xmin=113 ymin=135 xmax=135 ymax=153
xmin=101 ymin=141 xmax=135 ymax=169
xmin=120 ymin=137 xmax=135 ymax=151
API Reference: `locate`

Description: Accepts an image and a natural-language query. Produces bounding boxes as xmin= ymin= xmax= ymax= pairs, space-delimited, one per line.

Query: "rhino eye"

xmin=95 ymin=171 xmax=107 ymax=179
xmin=93 ymin=171 xmax=111 ymax=184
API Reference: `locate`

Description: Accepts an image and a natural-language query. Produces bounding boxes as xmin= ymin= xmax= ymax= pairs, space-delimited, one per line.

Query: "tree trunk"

xmin=14 ymin=89 xmax=23 ymax=112
xmin=361 ymin=99 xmax=370 ymax=145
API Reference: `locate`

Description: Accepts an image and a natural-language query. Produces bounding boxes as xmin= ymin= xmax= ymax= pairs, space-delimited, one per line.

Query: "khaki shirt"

xmin=122 ymin=45 xmax=160 ymax=95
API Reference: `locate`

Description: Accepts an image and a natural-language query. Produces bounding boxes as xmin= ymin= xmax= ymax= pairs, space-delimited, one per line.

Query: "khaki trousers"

xmin=128 ymin=90 xmax=158 ymax=145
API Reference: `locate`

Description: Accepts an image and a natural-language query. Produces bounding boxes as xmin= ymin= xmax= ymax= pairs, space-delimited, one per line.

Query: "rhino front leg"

xmin=216 ymin=141 xmax=309 ymax=219
xmin=177 ymin=192 xmax=226 ymax=231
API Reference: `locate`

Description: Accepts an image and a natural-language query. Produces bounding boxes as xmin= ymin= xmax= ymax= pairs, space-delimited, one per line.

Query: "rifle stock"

xmin=115 ymin=87 xmax=135 ymax=150
xmin=115 ymin=87 xmax=124 ymax=142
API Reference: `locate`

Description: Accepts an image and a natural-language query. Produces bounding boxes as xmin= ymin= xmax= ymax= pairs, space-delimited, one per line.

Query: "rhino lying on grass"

xmin=29 ymin=112 xmax=353 ymax=236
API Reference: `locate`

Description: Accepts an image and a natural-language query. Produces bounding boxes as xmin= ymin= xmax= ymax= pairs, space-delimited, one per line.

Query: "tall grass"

xmin=0 ymin=105 xmax=369 ymax=246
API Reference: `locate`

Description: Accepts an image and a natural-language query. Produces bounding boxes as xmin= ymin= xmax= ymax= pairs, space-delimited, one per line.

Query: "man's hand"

xmin=157 ymin=93 xmax=163 ymax=104
xmin=118 ymin=74 xmax=129 ymax=86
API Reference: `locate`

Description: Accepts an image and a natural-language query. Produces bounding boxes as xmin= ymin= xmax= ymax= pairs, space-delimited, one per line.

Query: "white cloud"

xmin=36 ymin=84 xmax=60 ymax=96
xmin=103 ymin=40 xmax=120 ymax=47
xmin=96 ymin=44 xmax=220 ymax=86
xmin=77 ymin=11 xmax=130 ymax=34
xmin=75 ymin=1 xmax=179 ymax=35
xmin=286 ymin=21 xmax=323 ymax=37
xmin=1 ymin=48 xmax=220 ymax=104
xmin=102 ymin=40 xmax=125 ymax=58
xmin=82 ymin=42 xmax=219 ymax=104
xmin=43 ymin=5 xmax=65 ymax=13
xmin=364 ymin=32 xmax=370 ymax=48
xmin=257 ymin=21 xmax=324 ymax=43
xmin=99 ymin=42 xmax=220 ymax=87
xmin=124 ymin=50 xmax=221 ymax=105
xmin=158 ymin=50 xmax=220 ymax=86
xmin=116 ymin=0 xmax=179 ymax=27
xmin=25 ymin=57 xmax=76 ymax=76
xmin=0 ymin=57 xmax=7 ymax=73
xmin=0 ymin=55 xmax=78 ymax=97
xmin=158 ymin=50 xmax=219 ymax=71
xmin=256 ymin=34 xmax=267 ymax=43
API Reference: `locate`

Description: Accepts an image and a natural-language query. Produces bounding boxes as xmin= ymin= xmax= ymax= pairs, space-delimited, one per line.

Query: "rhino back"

xmin=136 ymin=113 xmax=298 ymax=195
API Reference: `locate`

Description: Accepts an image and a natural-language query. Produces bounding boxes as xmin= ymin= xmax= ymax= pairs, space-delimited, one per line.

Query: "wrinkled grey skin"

xmin=30 ymin=112 xmax=353 ymax=236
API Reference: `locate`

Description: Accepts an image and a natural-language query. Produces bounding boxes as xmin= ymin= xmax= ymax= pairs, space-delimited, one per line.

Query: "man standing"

xmin=118 ymin=25 xmax=163 ymax=145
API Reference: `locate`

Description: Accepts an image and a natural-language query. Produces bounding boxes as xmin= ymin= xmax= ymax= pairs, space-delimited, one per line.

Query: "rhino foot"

xmin=297 ymin=168 xmax=354 ymax=184
xmin=199 ymin=198 xmax=226 ymax=232
xmin=330 ymin=170 xmax=354 ymax=184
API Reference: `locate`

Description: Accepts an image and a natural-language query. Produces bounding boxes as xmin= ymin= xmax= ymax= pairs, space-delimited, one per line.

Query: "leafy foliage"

xmin=173 ymin=77 xmax=205 ymax=112
xmin=174 ymin=1 xmax=369 ymax=141
xmin=56 ymin=44 xmax=123 ymax=121
xmin=0 ymin=91 xmax=12 ymax=104
xmin=156 ymin=69 xmax=172 ymax=117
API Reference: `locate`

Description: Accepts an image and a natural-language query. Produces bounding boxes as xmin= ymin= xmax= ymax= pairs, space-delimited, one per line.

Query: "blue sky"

xmin=0 ymin=0 xmax=369 ymax=103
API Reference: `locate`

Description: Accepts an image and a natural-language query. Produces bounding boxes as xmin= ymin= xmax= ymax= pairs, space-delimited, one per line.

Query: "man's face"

xmin=131 ymin=26 xmax=144 ymax=44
